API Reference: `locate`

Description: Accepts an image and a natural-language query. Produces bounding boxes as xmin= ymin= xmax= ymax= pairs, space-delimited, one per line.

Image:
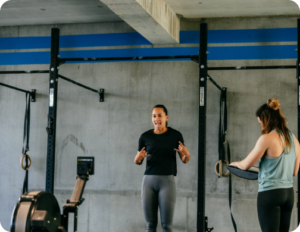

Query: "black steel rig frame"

xmin=0 ymin=20 xmax=299 ymax=232
xmin=297 ymin=18 xmax=300 ymax=225
xmin=196 ymin=20 xmax=300 ymax=232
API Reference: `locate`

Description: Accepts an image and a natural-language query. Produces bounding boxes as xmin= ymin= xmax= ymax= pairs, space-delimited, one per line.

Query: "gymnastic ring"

xmin=214 ymin=160 xmax=230 ymax=177
xmin=21 ymin=154 xmax=32 ymax=170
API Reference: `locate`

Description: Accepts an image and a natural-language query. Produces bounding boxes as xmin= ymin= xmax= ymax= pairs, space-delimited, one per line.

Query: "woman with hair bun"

xmin=134 ymin=104 xmax=190 ymax=232
xmin=230 ymin=98 xmax=300 ymax=232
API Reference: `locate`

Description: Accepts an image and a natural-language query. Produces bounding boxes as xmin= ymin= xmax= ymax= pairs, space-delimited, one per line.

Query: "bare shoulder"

xmin=256 ymin=134 xmax=272 ymax=148
xmin=256 ymin=133 xmax=280 ymax=149
xmin=257 ymin=134 xmax=270 ymax=142
xmin=293 ymin=134 xmax=300 ymax=146
xmin=292 ymin=134 xmax=300 ymax=160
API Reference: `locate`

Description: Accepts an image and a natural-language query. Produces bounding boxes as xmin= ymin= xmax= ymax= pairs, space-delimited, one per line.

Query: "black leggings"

xmin=257 ymin=188 xmax=294 ymax=232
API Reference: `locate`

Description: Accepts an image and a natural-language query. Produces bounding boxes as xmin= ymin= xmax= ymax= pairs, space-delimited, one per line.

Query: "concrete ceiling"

xmin=165 ymin=0 xmax=300 ymax=18
xmin=0 ymin=0 xmax=121 ymax=27
xmin=0 ymin=0 xmax=299 ymax=27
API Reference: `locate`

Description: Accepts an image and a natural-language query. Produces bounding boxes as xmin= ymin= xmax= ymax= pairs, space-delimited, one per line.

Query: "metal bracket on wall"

xmin=191 ymin=56 xmax=199 ymax=63
xmin=46 ymin=117 xmax=53 ymax=134
xmin=205 ymin=217 xmax=214 ymax=232
xmin=99 ymin=89 xmax=104 ymax=102
xmin=59 ymin=60 xmax=65 ymax=66
xmin=0 ymin=83 xmax=36 ymax=103
xmin=58 ymin=74 xmax=104 ymax=102
xmin=30 ymin=89 xmax=36 ymax=102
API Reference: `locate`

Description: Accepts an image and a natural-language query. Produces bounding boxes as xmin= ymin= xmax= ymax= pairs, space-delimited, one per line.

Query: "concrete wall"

xmin=0 ymin=16 xmax=298 ymax=232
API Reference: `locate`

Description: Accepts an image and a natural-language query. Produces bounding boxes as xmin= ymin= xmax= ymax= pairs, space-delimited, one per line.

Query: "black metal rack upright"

xmin=297 ymin=18 xmax=300 ymax=225
xmin=197 ymin=23 xmax=208 ymax=232
xmin=45 ymin=28 xmax=60 ymax=193
xmin=45 ymin=29 xmax=105 ymax=194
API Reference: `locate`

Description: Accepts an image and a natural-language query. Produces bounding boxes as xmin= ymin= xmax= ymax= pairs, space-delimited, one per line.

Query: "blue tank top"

xmin=258 ymin=129 xmax=296 ymax=192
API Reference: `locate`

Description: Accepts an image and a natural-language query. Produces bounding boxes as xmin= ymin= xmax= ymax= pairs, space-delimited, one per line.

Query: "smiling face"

xmin=152 ymin=108 xmax=169 ymax=130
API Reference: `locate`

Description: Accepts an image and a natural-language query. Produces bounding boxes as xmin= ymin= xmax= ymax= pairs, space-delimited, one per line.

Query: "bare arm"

xmin=175 ymin=141 xmax=191 ymax=164
xmin=293 ymin=134 xmax=300 ymax=176
xmin=230 ymin=135 xmax=269 ymax=170
xmin=134 ymin=147 xmax=150 ymax=165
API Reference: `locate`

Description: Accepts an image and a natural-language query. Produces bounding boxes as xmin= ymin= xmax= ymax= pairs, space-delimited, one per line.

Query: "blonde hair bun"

xmin=267 ymin=98 xmax=280 ymax=110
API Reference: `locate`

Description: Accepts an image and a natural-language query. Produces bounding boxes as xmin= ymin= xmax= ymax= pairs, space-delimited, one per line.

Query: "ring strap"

xmin=218 ymin=88 xmax=237 ymax=232
xmin=21 ymin=154 xmax=32 ymax=171
xmin=219 ymin=89 xmax=227 ymax=161
xmin=21 ymin=92 xmax=31 ymax=194
xmin=214 ymin=160 xmax=230 ymax=177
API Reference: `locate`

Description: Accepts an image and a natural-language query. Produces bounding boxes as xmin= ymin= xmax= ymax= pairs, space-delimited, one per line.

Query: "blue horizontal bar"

xmin=0 ymin=51 xmax=49 ymax=65
xmin=60 ymin=33 xmax=151 ymax=48
xmin=180 ymin=28 xmax=297 ymax=44
xmin=208 ymin=45 xmax=297 ymax=60
xmin=0 ymin=37 xmax=50 ymax=50
xmin=0 ymin=28 xmax=297 ymax=50
xmin=0 ymin=33 xmax=151 ymax=50
xmin=60 ymin=45 xmax=297 ymax=60
xmin=0 ymin=45 xmax=296 ymax=65
xmin=59 ymin=47 xmax=197 ymax=59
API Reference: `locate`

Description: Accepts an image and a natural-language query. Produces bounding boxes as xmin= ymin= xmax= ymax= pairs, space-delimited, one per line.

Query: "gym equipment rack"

xmin=1 ymin=20 xmax=300 ymax=232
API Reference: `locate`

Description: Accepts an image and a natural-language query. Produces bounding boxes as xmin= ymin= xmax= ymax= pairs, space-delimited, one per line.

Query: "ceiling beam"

xmin=101 ymin=0 xmax=180 ymax=44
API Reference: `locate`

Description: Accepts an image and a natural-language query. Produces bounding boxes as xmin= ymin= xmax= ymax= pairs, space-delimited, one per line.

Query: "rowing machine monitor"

xmin=77 ymin=157 xmax=94 ymax=176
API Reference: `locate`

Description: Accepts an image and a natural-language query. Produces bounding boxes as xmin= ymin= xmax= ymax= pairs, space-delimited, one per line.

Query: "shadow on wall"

xmin=55 ymin=134 xmax=86 ymax=188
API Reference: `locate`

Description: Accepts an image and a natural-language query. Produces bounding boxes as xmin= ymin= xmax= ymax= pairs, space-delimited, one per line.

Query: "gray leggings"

xmin=141 ymin=175 xmax=176 ymax=232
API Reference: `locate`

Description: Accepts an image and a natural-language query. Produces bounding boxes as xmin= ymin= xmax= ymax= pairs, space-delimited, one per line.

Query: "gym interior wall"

xmin=0 ymin=16 xmax=299 ymax=232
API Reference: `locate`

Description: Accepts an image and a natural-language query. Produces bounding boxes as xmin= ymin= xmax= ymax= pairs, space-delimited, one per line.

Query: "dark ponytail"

xmin=256 ymin=98 xmax=291 ymax=153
